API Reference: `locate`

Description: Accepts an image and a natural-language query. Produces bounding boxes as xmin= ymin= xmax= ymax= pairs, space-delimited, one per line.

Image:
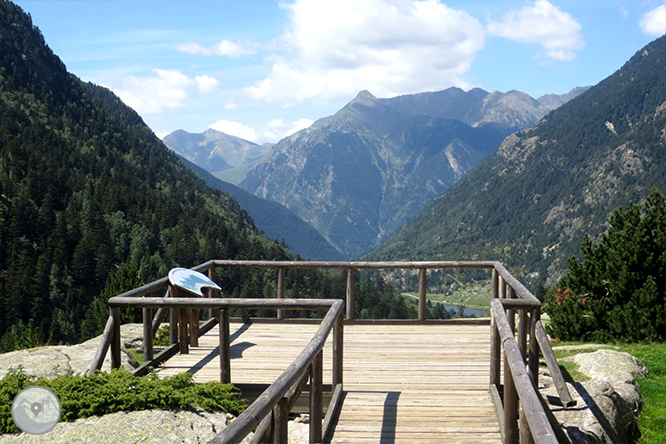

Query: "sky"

xmin=14 ymin=0 xmax=666 ymax=144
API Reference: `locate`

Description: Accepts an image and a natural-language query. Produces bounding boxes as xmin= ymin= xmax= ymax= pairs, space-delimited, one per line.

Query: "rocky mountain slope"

xmin=181 ymin=158 xmax=344 ymax=260
xmin=368 ymin=35 xmax=666 ymax=288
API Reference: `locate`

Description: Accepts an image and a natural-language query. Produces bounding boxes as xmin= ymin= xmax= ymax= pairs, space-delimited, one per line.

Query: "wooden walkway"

xmin=157 ymin=321 xmax=501 ymax=443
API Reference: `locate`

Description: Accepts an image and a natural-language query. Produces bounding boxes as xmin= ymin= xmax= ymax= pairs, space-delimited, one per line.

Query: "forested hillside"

xmin=0 ymin=1 xmax=298 ymax=349
xmin=369 ymin=35 xmax=666 ymax=289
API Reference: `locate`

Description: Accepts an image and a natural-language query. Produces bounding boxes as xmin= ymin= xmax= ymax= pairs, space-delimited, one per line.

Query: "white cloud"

xmin=640 ymin=4 xmax=666 ymax=36
xmin=209 ymin=119 xmax=258 ymax=141
xmin=224 ymin=101 xmax=239 ymax=110
xmin=114 ymin=69 xmax=193 ymax=114
xmin=195 ymin=75 xmax=220 ymax=96
xmin=177 ymin=39 xmax=256 ymax=57
xmin=288 ymin=118 xmax=314 ymax=136
xmin=244 ymin=0 xmax=485 ymax=106
xmin=487 ymin=0 xmax=583 ymax=62
xmin=176 ymin=42 xmax=209 ymax=56
xmin=258 ymin=117 xmax=314 ymax=143
xmin=208 ymin=117 xmax=314 ymax=144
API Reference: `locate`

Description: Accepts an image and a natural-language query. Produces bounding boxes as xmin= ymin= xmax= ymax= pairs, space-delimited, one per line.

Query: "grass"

xmin=620 ymin=343 xmax=666 ymax=444
xmin=402 ymin=280 xmax=492 ymax=310
xmin=550 ymin=342 xmax=666 ymax=443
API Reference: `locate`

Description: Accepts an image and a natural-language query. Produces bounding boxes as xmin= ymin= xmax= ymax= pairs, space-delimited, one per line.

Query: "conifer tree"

xmin=544 ymin=188 xmax=666 ymax=342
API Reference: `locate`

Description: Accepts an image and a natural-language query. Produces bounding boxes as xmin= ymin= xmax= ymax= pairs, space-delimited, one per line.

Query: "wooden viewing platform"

xmin=157 ymin=320 xmax=501 ymax=443
xmin=98 ymin=260 xmax=574 ymax=444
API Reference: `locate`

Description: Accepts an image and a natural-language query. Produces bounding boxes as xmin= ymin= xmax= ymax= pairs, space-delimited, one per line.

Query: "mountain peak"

xmin=351 ymin=90 xmax=379 ymax=106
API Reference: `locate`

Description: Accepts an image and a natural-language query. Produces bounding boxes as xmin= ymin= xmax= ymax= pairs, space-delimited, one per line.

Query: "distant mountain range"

xmin=166 ymin=86 xmax=588 ymax=259
xmin=368 ymin=35 xmax=666 ymax=288
xmin=163 ymin=129 xmax=273 ymax=183
xmin=178 ymin=158 xmax=345 ymax=261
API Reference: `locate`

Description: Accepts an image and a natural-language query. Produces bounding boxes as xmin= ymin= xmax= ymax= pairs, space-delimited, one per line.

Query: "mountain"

xmin=163 ymin=128 xmax=273 ymax=176
xmin=537 ymin=86 xmax=592 ymax=111
xmin=178 ymin=158 xmax=345 ymax=261
xmin=0 ymin=1 xmax=296 ymax=349
xmin=381 ymin=87 xmax=581 ymax=132
xmin=368 ymin=36 xmax=666 ymax=289
xmin=238 ymin=86 xmax=584 ymax=258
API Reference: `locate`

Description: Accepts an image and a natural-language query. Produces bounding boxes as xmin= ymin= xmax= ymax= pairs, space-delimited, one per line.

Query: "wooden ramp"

xmin=157 ymin=321 xmax=501 ymax=444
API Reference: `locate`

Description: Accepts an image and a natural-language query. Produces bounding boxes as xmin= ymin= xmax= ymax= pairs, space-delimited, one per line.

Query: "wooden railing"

xmin=98 ymin=294 xmax=344 ymax=444
xmin=490 ymin=263 xmax=575 ymax=444
xmin=89 ymin=260 xmax=575 ymax=444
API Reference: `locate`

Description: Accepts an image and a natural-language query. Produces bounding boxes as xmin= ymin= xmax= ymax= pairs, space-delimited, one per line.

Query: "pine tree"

xmin=544 ymin=188 xmax=666 ymax=342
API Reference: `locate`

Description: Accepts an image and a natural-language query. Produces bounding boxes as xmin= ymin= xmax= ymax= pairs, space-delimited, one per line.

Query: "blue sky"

xmin=15 ymin=0 xmax=666 ymax=143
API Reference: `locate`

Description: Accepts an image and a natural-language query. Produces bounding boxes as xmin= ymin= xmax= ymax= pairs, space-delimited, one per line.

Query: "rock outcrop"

xmin=539 ymin=349 xmax=647 ymax=443
xmin=0 ymin=409 xmax=247 ymax=444
xmin=0 ymin=324 xmax=146 ymax=379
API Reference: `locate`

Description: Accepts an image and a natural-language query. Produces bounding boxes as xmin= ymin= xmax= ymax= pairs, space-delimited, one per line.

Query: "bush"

xmin=544 ymin=189 xmax=666 ymax=342
xmin=0 ymin=367 xmax=246 ymax=434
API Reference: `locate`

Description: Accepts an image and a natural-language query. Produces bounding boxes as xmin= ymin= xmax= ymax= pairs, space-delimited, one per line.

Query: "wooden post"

xmin=219 ymin=308 xmax=231 ymax=384
xmin=504 ymin=292 xmax=518 ymax=444
xmin=490 ymin=268 xmax=501 ymax=386
xmin=310 ymin=351 xmax=323 ymax=444
xmin=518 ymin=308 xmax=528 ymax=362
xmin=207 ymin=266 xmax=217 ymax=319
xmin=346 ymin=269 xmax=355 ymax=320
xmin=178 ymin=307 xmax=189 ymax=354
xmin=518 ymin=307 xmax=532 ymax=444
xmin=143 ymin=307 xmax=153 ymax=361
xmin=277 ymin=267 xmax=286 ymax=320
xmin=110 ymin=307 xmax=121 ymax=370
xmin=168 ymin=285 xmax=178 ymax=345
xmin=418 ymin=268 xmax=427 ymax=321
xmin=189 ymin=306 xmax=199 ymax=347
xmin=272 ymin=397 xmax=289 ymax=444
xmin=333 ymin=311 xmax=344 ymax=388
xmin=528 ymin=308 xmax=541 ymax=386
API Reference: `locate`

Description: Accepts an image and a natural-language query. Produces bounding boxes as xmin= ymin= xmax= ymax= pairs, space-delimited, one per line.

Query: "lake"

xmin=438 ymin=303 xmax=489 ymax=317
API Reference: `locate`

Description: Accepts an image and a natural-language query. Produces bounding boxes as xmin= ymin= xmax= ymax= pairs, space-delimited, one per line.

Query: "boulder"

xmin=0 ymin=324 xmax=147 ymax=379
xmin=0 ymin=409 xmax=251 ymax=444
xmin=540 ymin=349 xmax=647 ymax=443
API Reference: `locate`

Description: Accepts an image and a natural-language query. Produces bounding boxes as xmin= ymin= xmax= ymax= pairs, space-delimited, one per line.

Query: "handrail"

xmin=209 ymin=300 xmax=344 ymax=444
xmin=489 ymin=265 xmax=575 ymax=444
xmin=491 ymin=299 xmax=558 ymax=444
xmin=103 ymin=294 xmax=344 ymax=444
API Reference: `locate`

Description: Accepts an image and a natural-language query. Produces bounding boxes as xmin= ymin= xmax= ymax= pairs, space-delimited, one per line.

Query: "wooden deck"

xmin=157 ymin=321 xmax=501 ymax=443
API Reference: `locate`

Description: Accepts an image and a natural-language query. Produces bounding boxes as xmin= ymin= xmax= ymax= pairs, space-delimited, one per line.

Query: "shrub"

xmin=0 ymin=367 xmax=246 ymax=434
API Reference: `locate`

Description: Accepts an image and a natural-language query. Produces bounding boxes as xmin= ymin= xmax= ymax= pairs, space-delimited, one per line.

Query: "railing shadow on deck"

xmin=88 ymin=260 xmax=578 ymax=444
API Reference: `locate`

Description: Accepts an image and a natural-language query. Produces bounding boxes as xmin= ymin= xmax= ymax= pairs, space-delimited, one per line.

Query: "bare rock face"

xmin=0 ymin=324 xmax=146 ymax=379
xmin=539 ymin=349 xmax=647 ymax=443
xmin=0 ymin=410 xmax=249 ymax=444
